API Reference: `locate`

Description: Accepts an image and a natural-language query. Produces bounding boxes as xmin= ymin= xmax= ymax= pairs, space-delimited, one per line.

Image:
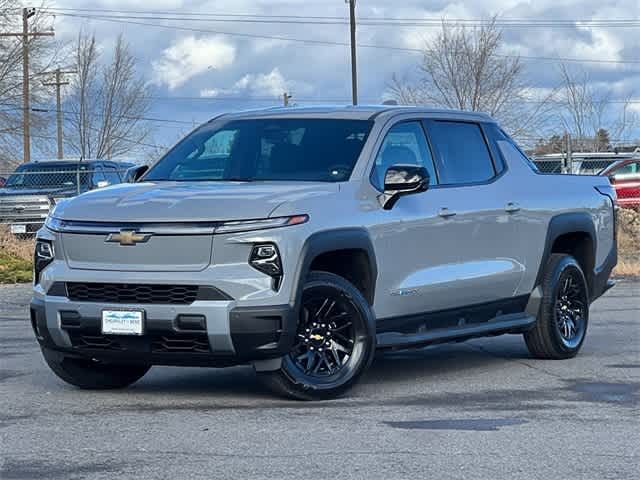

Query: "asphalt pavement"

xmin=1 ymin=281 xmax=638 ymax=480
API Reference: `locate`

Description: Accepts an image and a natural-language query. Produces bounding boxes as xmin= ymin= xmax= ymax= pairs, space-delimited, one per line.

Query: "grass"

xmin=614 ymin=208 xmax=640 ymax=277
xmin=0 ymin=227 xmax=34 ymax=284
xmin=0 ymin=209 xmax=638 ymax=284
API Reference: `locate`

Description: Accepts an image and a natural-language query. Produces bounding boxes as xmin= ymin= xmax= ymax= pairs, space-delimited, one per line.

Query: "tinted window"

xmin=103 ymin=167 xmax=121 ymax=184
xmin=91 ymin=167 xmax=106 ymax=185
xmin=426 ymin=121 xmax=495 ymax=184
xmin=5 ymin=164 xmax=90 ymax=189
xmin=613 ymin=161 xmax=639 ymax=176
xmin=145 ymin=119 xmax=373 ymax=183
xmin=371 ymin=121 xmax=437 ymax=190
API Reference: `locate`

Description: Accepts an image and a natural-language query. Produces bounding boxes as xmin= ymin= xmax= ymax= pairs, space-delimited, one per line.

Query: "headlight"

xmin=216 ymin=215 xmax=308 ymax=234
xmin=34 ymin=239 xmax=54 ymax=285
xmin=249 ymin=243 xmax=283 ymax=289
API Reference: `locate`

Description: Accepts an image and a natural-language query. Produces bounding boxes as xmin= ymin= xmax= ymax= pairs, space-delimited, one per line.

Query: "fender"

xmin=534 ymin=212 xmax=597 ymax=292
xmin=289 ymin=228 xmax=378 ymax=311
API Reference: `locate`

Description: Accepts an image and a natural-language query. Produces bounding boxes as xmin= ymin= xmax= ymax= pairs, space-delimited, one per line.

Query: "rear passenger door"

xmin=421 ymin=119 xmax=525 ymax=306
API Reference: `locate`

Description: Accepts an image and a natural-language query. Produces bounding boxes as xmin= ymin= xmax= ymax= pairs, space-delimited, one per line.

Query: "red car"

xmin=600 ymin=158 xmax=640 ymax=210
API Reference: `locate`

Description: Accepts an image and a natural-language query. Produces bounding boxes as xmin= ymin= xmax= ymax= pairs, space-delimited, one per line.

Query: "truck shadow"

xmin=127 ymin=336 xmax=532 ymax=399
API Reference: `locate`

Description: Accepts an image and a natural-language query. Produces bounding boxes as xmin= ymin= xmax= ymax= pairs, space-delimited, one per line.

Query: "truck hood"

xmin=0 ymin=186 xmax=77 ymax=197
xmin=52 ymin=181 xmax=339 ymax=223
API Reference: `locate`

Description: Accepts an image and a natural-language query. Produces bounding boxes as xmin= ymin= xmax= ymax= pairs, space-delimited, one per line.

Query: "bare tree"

xmin=387 ymin=18 xmax=554 ymax=140
xmin=0 ymin=1 xmax=59 ymax=167
xmin=65 ymin=31 xmax=152 ymax=159
xmin=557 ymin=65 xmax=637 ymax=151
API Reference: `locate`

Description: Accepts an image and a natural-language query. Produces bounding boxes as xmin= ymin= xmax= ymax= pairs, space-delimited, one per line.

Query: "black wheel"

xmin=258 ymin=271 xmax=376 ymax=400
xmin=41 ymin=347 xmax=150 ymax=389
xmin=525 ymin=254 xmax=589 ymax=359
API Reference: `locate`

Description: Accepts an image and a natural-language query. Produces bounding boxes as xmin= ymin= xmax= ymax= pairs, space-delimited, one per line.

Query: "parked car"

xmin=30 ymin=106 xmax=617 ymax=400
xmin=0 ymin=159 xmax=133 ymax=235
xmin=599 ymin=158 xmax=640 ymax=210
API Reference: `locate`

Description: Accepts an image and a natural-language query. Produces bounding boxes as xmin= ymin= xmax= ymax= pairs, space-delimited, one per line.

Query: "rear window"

xmin=145 ymin=118 xmax=374 ymax=183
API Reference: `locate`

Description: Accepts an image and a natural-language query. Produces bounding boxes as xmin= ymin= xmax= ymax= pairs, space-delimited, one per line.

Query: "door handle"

xmin=505 ymin=202 xmax=521 ymax=213
xmin=438 ymin=207 xmax=457 ymax=218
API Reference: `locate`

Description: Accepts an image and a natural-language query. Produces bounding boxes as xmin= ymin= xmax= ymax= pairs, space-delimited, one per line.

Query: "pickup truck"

xmin=30 ymin=106 xmax=617 ymax=400
xmin=0 ymin=160 xmax=133 ymax=235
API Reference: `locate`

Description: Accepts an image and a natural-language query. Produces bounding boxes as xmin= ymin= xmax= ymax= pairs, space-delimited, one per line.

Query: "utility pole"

xmin=346 ymin=0 xmax=358 ymax=105
xmin=282 ymin=92 xmax=292 ymax=107
xmin=0 ymin=8 xmax=55 ymax=163
xmin=43 ymin=68 xmax=76 ymax=159
xmin=566 ymin=133 xmax=573 ymax=174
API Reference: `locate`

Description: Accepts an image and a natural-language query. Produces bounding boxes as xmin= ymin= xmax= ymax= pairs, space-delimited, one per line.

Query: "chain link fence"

xmin=0 ymin=166 xmax=132 ymax=234
xmin=532 ymin=156 xmax=629 ymax=174
xmin=532 ymin=154 xmax=640 ymax=209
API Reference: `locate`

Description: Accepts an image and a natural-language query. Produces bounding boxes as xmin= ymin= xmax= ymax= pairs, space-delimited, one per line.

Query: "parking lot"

xmin=1 ymin=281 xmax=638 ymax=479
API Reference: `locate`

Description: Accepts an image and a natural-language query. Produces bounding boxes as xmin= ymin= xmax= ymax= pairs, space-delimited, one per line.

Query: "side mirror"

xmin=380 ymin=164 xmax=430 ymax=210
xmin=124 ymin=165 xmax=149 ymax=183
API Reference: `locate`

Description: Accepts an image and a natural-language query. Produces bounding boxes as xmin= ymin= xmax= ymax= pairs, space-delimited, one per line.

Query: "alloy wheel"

xmin=554 ymin=269 xmax=587 ymax=349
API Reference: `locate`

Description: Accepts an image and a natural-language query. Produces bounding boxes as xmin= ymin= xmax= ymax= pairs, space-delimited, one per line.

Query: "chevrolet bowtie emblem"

xmin=105 ymin=230 xmax=152 ymax=246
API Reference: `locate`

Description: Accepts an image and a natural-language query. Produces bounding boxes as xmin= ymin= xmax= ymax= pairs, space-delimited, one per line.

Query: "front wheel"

xmin=41 ymin=347 xmax=150 ymax=389
xmin=258 ymin=271 xmax=376 ymax=400
xmin=524 ymin=254 xmax=589 ymax=359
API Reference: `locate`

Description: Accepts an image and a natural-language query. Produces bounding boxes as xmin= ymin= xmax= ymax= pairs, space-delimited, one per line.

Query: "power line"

xmin=41 ymin=11 xmax=640 ymax=28
xmin=46 ymin=13 xmax=640 ymax=65
xmin=40 ymin=7 xmax=640 ymax=27
xmin=147 ymin=95 xmax=640 ymax=104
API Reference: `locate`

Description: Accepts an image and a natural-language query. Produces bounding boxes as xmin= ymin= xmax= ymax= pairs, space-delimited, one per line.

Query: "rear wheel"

xmin=41 ymin=347 xmax=150 ymax=389
xmin=525 ymin=254 xmax=589 ymax=359
xmin=258 ymin=271 xmax=376 ymax=400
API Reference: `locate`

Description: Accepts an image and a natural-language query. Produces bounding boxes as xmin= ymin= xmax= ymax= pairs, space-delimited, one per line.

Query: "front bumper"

xmin=30 ymin=293 xmax=296 ymax=368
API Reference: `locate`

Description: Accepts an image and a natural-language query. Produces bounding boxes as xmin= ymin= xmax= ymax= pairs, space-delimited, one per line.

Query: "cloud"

xmin=234 ymin=68 xmax=288 ymax=96
xmin=200 ymin=68 xmax=312 ymax=98
xmin=152 ymin=36 xmax=236 ymax=90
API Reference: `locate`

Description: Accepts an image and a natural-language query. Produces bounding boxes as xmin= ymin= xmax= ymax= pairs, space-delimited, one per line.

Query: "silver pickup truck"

xmin=30 ymin=106 xmax=617 ymax=400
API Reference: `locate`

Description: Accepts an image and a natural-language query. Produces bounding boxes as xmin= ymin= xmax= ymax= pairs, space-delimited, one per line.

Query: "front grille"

xmin=69 ymin=332 xmax=125 ymax=351
xmin=66 ymin=282 xmax=199 ymax=305
xmin=151 ymin=334 xmax=210 ymax=353
xmin=68 ymin=331 xmax=210 ymax=354
xmin=0 ymin=195 xmax=51 ymax=224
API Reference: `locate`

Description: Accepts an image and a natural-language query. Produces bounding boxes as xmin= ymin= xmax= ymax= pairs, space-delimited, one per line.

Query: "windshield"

xmin=144 ymin=118 xmax=374 ymax=182
xmin=5 ymin=164 xmax=90 ymax=189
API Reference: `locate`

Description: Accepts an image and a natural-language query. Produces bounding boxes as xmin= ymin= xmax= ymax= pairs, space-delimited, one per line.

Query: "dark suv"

xmin=0 ymin=160 xmax=133 ymax=235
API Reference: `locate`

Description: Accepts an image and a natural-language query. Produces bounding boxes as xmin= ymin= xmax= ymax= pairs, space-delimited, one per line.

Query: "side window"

xmin=426 ymin=121 xmax=496 ymax=185
xmin=371 ymin=121 xmax=437 ymax=190
xmin=615 ymin=161 xmax=639 ymax=176
xmin=91 ymin=166 xmax=106 ymax=186
xmin=103 ymin=166 xmax=121 ymax=185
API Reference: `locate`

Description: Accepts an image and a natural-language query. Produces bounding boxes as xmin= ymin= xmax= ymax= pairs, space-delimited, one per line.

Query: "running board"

xmin=376 ymin=314 xmax=537 ymax=350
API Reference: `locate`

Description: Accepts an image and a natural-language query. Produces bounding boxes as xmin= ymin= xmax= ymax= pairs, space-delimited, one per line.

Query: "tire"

xmin=258 ymin=271 xmax=376 ymax=400
xmin=41 ymin=347 xmax=150 ymax=389
xmin=524 ymin=254 xmax=589 ymax=359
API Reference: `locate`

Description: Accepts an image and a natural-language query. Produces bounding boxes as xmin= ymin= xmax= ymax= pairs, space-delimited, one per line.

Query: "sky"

xmin=30 ymin=0 xmax=640 ymax=154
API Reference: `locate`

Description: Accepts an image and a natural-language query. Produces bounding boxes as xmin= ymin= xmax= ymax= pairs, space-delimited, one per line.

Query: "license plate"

xmin=101 ymin=309 xmax=144 ymax=335
xmin=10 ymin=224 xmax=26 ymax=234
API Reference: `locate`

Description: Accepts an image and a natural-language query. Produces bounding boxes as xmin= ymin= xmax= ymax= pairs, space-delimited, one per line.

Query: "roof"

xmin=213 ymin=105 xmax=496 ymax=123
xmin=29 ymin=159 xmax=134 ymax=165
